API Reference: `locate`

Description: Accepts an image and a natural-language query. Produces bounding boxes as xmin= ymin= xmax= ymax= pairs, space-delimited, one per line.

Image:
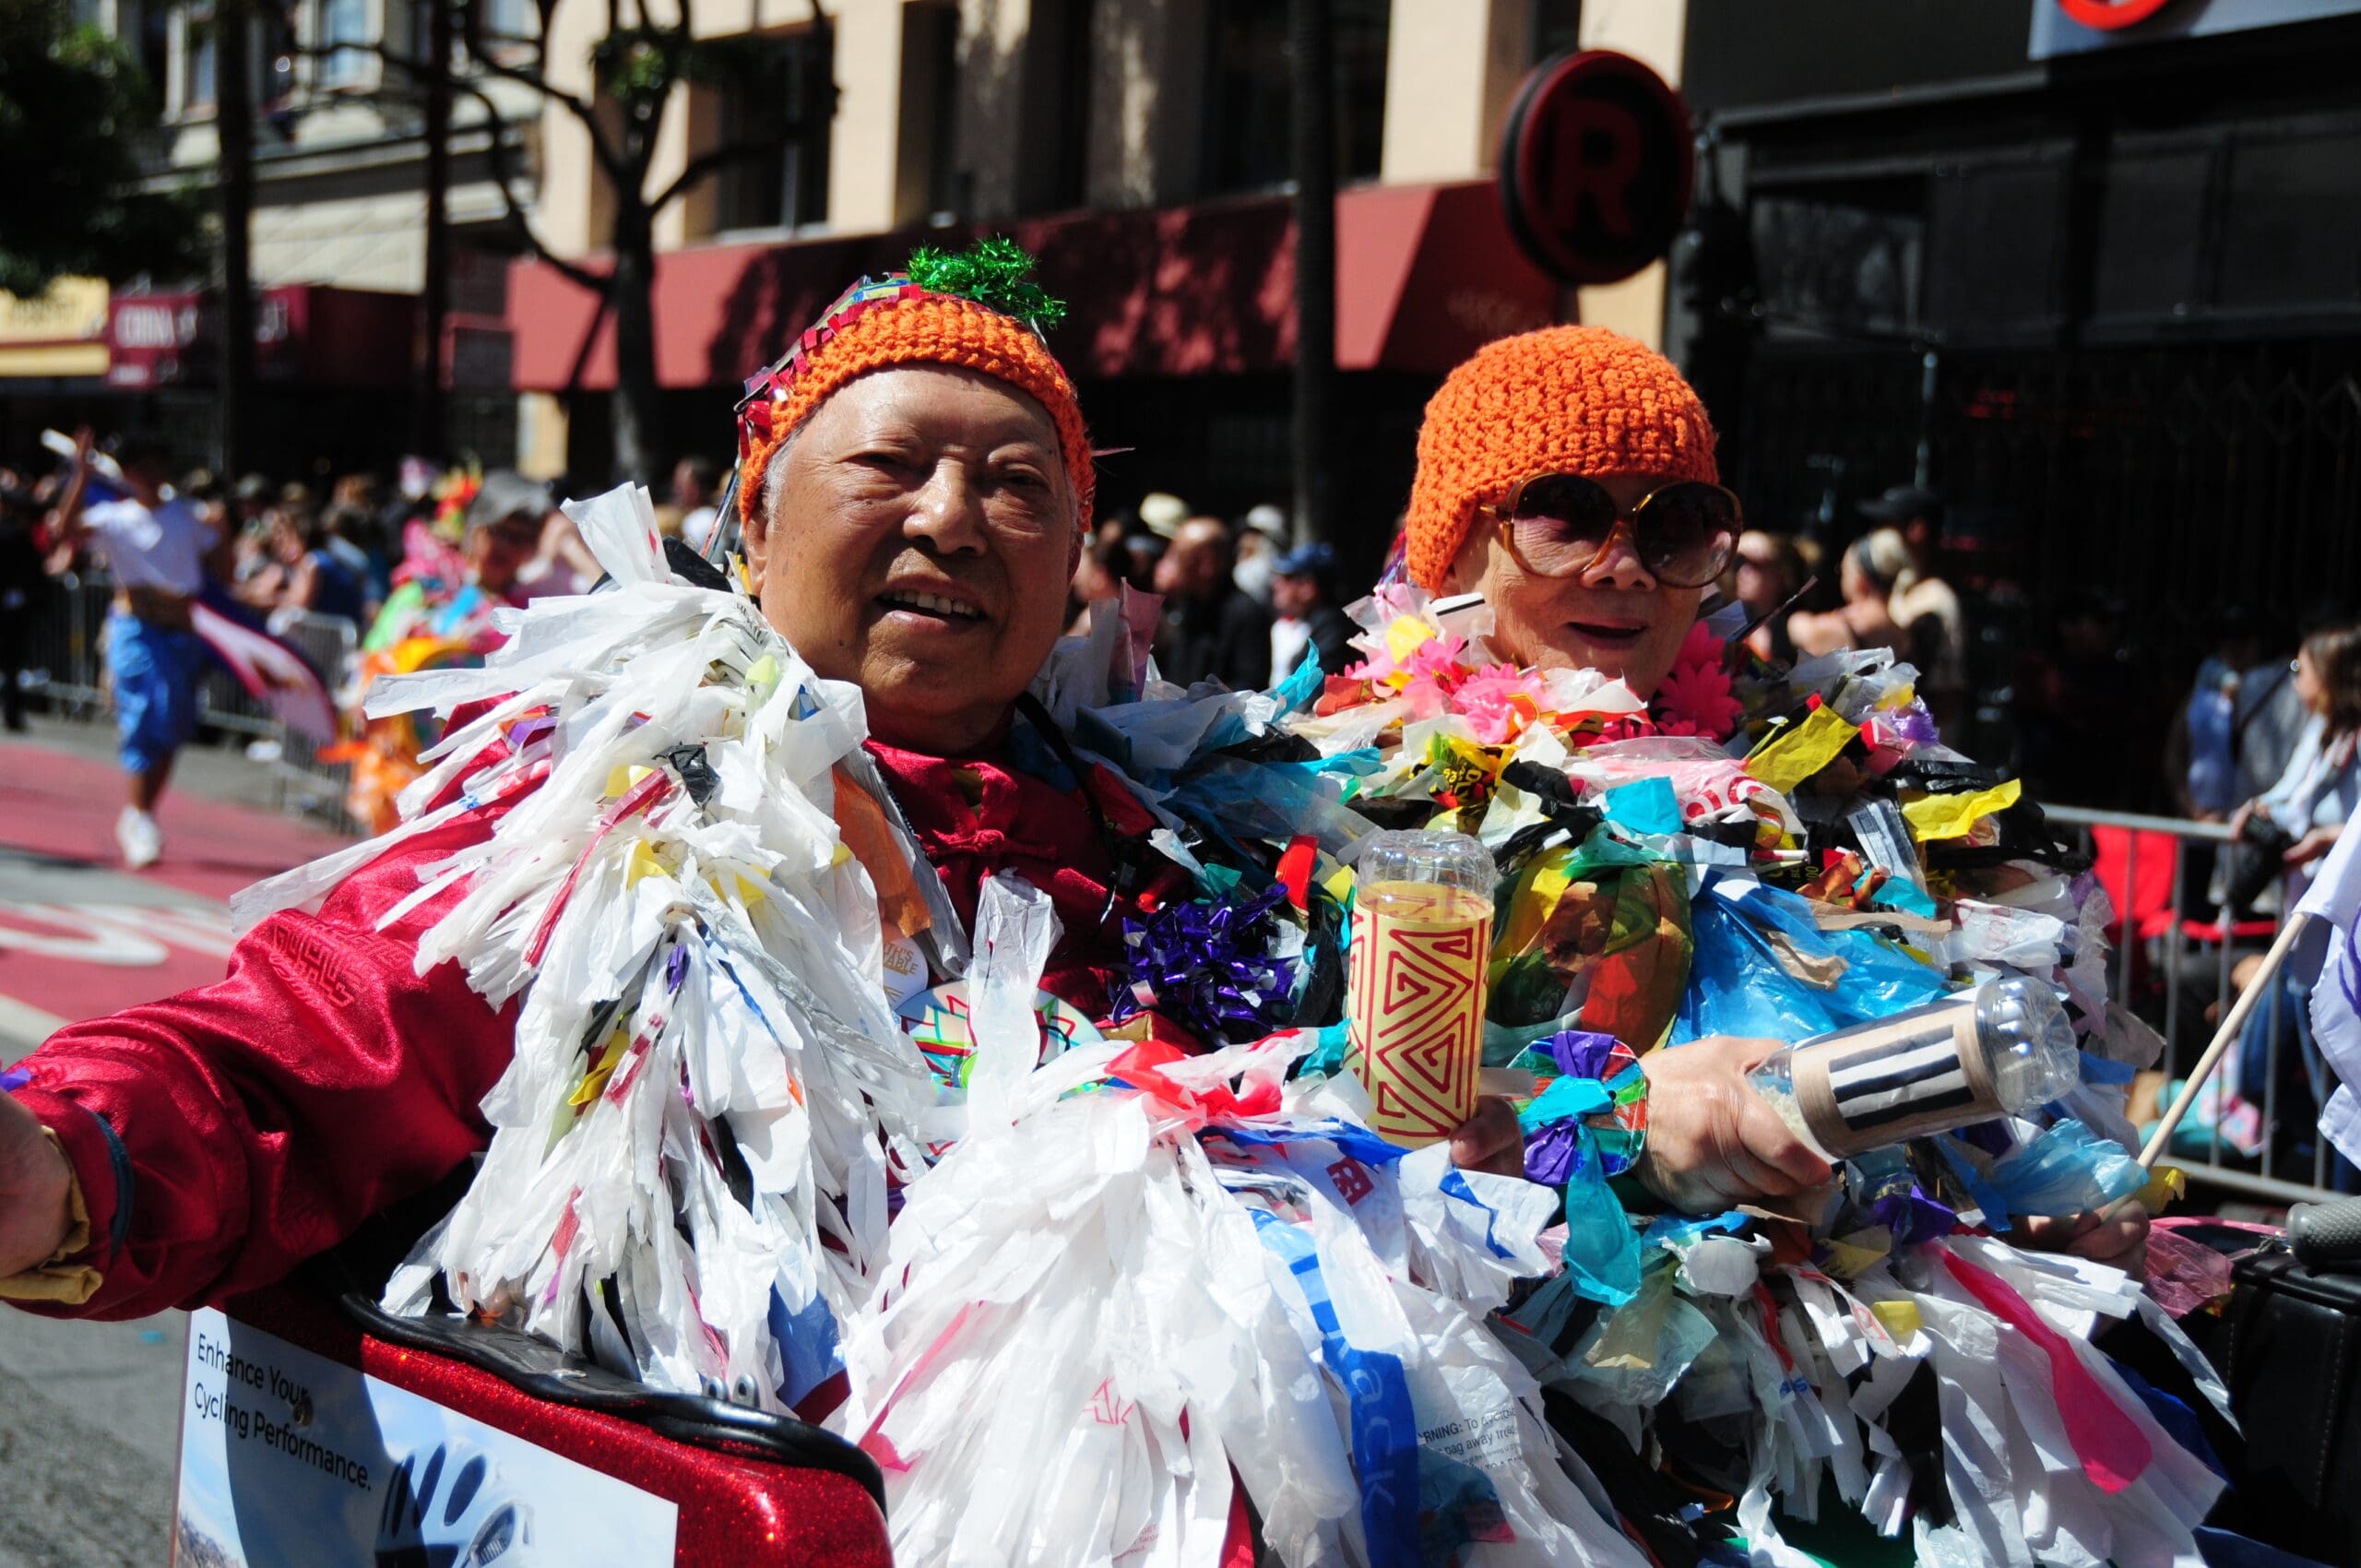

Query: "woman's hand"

xmin=0 ymin=1091 xmax=73 ymax=1279
xmin=1448 ymin=1096 xmax=1528 ymax=1179
xmin=2285 ymin=826 xmax=2342 ymax=867
xmin=2228 ymin=801 xmax=2260 ymax=840
xmin=2014 ymin=1205 xmax=2150 ymax=1278
xmin=1636 ymin=1036 xmax=1833 ymax=1213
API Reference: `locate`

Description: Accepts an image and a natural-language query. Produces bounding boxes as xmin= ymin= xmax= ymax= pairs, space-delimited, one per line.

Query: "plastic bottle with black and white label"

xmin=1744 ymin=977 xmax=2081 ymax=1160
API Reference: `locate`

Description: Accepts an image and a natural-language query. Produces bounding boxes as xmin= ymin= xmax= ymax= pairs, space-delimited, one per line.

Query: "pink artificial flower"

xmin=1649 ymin=622 xmax=1743 ymax=740
xmin=1400 ymin=636 xmax=1471 ymax=690
xmin=1453 ymin=663 xmax=1550 ymax=745
xmin=1357 ymin=625 xmax=1474 ymax=717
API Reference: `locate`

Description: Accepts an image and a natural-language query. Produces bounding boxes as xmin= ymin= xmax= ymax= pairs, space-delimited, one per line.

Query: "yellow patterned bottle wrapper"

xmin=1347 ymin=881 xmax=1491 ymax=1147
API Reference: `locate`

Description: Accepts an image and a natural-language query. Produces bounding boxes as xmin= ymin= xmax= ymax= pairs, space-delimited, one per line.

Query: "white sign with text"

xmin=176 ymin=1306 xmax=677 ymax=1567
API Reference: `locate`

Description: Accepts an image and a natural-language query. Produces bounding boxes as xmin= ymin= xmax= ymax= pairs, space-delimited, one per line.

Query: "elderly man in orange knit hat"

xmin=0 ymin=248 xmax=1528 ymax=1322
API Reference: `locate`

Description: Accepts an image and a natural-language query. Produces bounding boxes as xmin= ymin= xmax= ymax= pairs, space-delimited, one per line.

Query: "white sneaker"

xmin=116 ymin=807 xmax=162 ymax=870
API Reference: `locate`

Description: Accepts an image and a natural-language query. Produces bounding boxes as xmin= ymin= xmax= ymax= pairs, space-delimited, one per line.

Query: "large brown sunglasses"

xmin=1484 ymin=473 xmax=1741 ymax=588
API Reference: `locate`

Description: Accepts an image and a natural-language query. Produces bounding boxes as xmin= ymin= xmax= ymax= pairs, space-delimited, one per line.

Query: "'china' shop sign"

xmin=106 ymin=290 xmax=300 ymax=389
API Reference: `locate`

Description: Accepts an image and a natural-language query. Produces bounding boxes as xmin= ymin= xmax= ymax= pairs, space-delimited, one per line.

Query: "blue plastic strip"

xmin=1207 ymin=1119 xmax=1408 ymax=1168
xmin=1251 ymin=1209 xmax=1422 ymax=1568
xmin=1434 ymin=1169 xmax=1516 ymax=1260
xmin=767 ymin=1285 xmax=848 ymax=1409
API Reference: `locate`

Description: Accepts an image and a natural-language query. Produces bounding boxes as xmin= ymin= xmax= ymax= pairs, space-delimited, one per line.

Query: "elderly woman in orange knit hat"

xmin=1403 ymin=325 xmax=1734 ymax=703
xmin=1392 ymin=326 xmax=1833 ymax=1211
xmin=0 ymin=247 xmax=1526 ymax=1315
xmin=1392 ymin=326 xmax=2147 ymax=1260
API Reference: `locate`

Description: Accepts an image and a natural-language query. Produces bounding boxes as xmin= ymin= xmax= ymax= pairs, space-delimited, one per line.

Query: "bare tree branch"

xmin=460 ymin=47 xmax=634 ymax=192
xmin=450 ymin=75 xmax=612 ymax=296
xmin=291 ymin=36 xmax=613 ymax=296
xmin=647 ymin=137 xmax=773 ymax=214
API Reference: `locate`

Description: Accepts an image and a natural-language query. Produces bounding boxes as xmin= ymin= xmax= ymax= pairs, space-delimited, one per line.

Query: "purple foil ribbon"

xmin=1521 ymin=1029 xmax=1646 ymax=1184
xmin=0 ymin=1068 xmax=29 ymax=1093
xmin=1524 ymin=1122 xmax=1587 ymax=1187
xmin=1545 ymin=1029 xmax=1623 ymax=1080
xmin=1111 ymin=884 xmax=1299 ymax=1044
xmin=1865 ymin=1185 xmax=1960 ymax=1249
xmin=1886 ymin=702 xmax=1940 ymax=747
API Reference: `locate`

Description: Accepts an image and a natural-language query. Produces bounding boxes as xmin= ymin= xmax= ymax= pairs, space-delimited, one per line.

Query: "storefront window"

xmin=316 ymin=0 xmax=367 ymax=88
xmin=260 ymin=0 xmax=295 ymax=105
xmin=715 ymin=30 xmax=833 ymax=233
xmin=1203 ymin=0 xmax=1389 ymax=196
xmin=184 ymin=3 xmax=216 ymax=110
xmin=477 ymin=0 xmax=528 ymax=42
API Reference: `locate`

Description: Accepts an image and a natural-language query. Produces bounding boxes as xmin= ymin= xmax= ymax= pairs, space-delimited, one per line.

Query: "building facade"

xmin=508 ymin=0 xmax=1689 ymax=566
xmin=6 ymin=0 xmax=546 ymax=472
xmin=1667 ymin=0 xmax=2361 ymax=793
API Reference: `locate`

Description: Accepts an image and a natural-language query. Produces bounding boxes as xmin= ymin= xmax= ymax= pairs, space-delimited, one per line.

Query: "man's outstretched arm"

xmin=0 ymin=805 xmax=518 ymax=1319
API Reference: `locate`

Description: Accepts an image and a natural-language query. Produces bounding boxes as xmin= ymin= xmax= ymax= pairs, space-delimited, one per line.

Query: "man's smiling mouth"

xmin=878 ymin=589 xmax=986 ymax=621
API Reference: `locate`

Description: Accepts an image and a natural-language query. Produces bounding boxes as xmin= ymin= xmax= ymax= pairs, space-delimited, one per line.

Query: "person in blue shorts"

xmin=46 ymin=431 xmax=227 ymax=868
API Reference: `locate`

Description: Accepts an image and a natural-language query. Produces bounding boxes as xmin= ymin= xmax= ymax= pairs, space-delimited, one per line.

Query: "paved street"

xmin=0 ymin=719 xmax=352 ymax=1568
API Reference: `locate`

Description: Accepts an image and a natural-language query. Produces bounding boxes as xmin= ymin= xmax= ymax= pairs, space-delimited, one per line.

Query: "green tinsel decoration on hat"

xmin=906 ymin=236 xmax=1069 ymax=333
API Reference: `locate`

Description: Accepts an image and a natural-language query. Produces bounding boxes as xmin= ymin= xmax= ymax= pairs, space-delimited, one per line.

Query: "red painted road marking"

xmin=0 ymin=743 xmax=354 ymax=1032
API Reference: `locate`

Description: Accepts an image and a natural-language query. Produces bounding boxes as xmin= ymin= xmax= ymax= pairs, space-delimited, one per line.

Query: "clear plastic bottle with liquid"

xmin=1347 ymin=829 xmax=1496 ymax=1147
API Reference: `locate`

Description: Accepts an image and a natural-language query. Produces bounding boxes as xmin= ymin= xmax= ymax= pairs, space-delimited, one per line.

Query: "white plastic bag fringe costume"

xmin=831 ymin=1034 xmax=1649 ymax=1568
xmin=369 ymin=484 xmax=932 ymax=1411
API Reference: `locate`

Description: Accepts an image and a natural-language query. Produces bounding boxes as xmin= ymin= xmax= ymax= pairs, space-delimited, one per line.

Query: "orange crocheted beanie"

xmin=1404 ymin=326 xmax=1718 ymax=591
xmin=736 ymin=250 xmax=1093 ymax=536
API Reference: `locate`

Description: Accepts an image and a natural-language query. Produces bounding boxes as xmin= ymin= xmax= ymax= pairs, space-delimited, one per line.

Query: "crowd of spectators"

xmin=8 ymin=434 xmax=2352 ymax=849
xmin=1066 ymin=491 xmax=1358 ymax=694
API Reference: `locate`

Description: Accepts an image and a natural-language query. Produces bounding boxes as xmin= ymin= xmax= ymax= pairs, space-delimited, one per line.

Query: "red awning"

xmin=506 ymin=180 xmax=1558 ymax=395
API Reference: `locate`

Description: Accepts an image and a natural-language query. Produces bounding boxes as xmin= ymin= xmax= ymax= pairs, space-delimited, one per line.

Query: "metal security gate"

xmin=1728 ymin=337 xmax=2361 ymax=624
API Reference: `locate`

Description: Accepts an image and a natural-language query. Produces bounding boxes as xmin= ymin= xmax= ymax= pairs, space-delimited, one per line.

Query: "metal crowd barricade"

xmin=25 ymin=571 xmax=113 ymax=719
xmin=20 ymin=576 xmax=362 ymax=838
xmin=2044 ymin=802 xmax=2339 ymax=1206
xmin=264 ymin=609 xmax=362 ymax=836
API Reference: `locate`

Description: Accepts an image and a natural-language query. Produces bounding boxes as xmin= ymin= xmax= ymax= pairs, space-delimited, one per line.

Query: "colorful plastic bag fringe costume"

xmin=278 ymin=517 xmax=2239 ymax=1566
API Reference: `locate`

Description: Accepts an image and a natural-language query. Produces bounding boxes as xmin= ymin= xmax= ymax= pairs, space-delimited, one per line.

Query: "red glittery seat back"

xmin=213 ymin=1287 xmax=894 ymax=1566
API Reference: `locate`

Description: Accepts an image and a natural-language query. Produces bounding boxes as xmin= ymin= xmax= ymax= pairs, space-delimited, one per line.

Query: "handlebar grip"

xmin=2288 ymin=1197 xmax=2361 ymax=1270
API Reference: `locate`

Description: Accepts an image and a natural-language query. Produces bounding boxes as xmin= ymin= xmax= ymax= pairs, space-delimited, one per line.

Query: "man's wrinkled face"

xmin=1443 ymin=469 xmax=1703 ymax=700
xmin=744 ymin=365 xmax=1078 ymax=755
